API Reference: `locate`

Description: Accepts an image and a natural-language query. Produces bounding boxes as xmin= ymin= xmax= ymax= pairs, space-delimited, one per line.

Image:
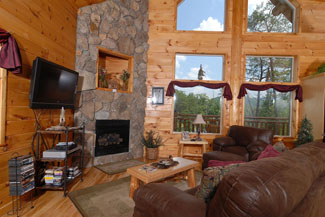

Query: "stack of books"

xmin=67 ymin=166 xmax=80 ymax=180
xmin=44 ymin=167 xmax=63 ymax=186
xmin=8 ymin=155 xmax=35 ymax=196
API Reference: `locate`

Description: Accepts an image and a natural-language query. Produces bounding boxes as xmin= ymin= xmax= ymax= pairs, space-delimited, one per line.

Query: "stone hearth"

xmin=73 ymin=0 xmax=148 ymax=167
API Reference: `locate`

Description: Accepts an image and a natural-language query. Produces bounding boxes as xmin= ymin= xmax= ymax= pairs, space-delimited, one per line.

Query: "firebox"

xmin=95 ymin=120 xmax=130 ymax=157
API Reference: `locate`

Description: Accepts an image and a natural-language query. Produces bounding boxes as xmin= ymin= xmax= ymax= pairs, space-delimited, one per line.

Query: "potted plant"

xmin=119 ymin=69 xmax=130 ymax=91
xmin=98 ymin=67 xmax=107 ymax=88
xmin=142 ymin=130 xmax=163 ymax=160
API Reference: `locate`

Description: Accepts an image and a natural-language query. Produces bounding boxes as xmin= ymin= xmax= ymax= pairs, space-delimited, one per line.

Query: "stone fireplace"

xmin=95 ymin=120 xmax=130 ymax=157
xmin=73 ymin=0 xmax=148 ymax=167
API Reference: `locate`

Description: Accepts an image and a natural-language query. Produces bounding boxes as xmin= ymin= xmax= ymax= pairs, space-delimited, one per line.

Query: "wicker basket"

xmin=146 ymin=147 xmax=158 ymax=160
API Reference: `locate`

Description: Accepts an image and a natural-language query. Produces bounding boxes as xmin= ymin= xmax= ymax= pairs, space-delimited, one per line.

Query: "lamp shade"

xmin=192 ymin=114 xmax=206 ymax=125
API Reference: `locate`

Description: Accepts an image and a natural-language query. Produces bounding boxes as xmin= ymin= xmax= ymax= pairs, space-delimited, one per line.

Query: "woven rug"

xmin=69 ymin=172 xmax=202 ymax=217
xmin=95 ymin=159 xmax=145 ymax=175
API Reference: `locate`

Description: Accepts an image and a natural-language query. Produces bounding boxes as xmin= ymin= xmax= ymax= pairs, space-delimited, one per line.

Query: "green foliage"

xmin=174 ymin=90 xmax=220 ymax=116
xmin=142 ymin=130 xmax=164 ymax=148
xmin=316 ymin=63 xmax=325 ymax=74
xmin=119 ymin=70 xmax=130 ymax=82
xmin=295 ymin=117 xmax=313 ymax=147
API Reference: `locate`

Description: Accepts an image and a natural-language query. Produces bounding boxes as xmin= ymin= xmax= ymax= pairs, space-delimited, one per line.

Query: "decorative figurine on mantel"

xmin=45 ymin=107 xmax=66 ymax=131
xmin=59 ymin=107 xmax=65 ymax=126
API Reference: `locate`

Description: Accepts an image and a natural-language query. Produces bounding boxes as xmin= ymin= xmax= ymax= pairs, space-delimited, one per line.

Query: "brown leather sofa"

xmin=202 ymin=125 xmax=273 ymax=169
xmin=133 ymin=141 xmax=325 ymax=217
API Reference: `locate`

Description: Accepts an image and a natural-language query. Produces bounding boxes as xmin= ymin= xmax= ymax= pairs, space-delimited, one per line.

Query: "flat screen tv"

xmin=29 ymin=57 xmax=79 ymax=109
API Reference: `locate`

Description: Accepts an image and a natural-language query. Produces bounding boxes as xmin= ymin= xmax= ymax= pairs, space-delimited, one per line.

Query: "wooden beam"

xmin=176 ymin=0 xmax=184 ymax=6
xmin=67 ymin=0 xmax=106 ymax=9
xmin=0 ymin=65 xmax=7 ymax=150
xmin=229 ymin=0 xmax=244 ymax=127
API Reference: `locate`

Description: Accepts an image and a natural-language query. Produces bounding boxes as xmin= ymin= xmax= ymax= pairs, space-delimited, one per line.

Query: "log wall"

xmin=145 ymin=0 xmax=325 ymax=157
xmin=0 ymin=0 xmax=104 ymax=215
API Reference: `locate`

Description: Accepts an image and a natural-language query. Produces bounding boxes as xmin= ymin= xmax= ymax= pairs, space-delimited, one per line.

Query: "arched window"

xmin=176 ymin=0 xmax=226 ymax=32
xmin=247 ymin=0 xmax=297 ymax=33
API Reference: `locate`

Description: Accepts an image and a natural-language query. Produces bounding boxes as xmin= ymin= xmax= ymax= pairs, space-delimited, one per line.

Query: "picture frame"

xmin=152 ymin=87 xmax=164 ymax=105
xmin=182 ymin=131 xmax=190 ymax=141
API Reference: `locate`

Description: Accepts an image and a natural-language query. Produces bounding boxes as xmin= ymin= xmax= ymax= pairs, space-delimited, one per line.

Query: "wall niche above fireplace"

xmin=96 ymin=46 xmax=133 ymax=93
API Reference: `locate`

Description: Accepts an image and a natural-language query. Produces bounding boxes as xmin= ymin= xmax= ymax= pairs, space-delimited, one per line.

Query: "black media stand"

xmin=34 ymin=124 xmax=85 ymax=196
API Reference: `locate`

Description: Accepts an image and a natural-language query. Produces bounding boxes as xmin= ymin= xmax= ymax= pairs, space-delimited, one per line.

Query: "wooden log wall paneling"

xmin=0 ymin=0 xmax=104 ymax=215
xmin=145 ymin=0 xmax=325 ymax=157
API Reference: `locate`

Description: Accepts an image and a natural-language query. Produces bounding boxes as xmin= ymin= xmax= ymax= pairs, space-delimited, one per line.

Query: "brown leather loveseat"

xmin=133 ymin=141 xmax=325 ymax=217
xmin=203 ymin=125 xmax=273 ymax=169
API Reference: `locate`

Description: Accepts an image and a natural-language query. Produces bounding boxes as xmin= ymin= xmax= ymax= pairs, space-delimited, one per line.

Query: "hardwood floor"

xmin=4 ymin=167 xmax=129 ymax=217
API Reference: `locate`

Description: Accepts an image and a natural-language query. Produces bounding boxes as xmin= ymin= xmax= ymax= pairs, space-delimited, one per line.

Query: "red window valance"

xmin=166 ymin=81 xmax=233 ymax=100
xmin=0 ymin=28 xmax=22 ymax=74
xmin=237 ymin=83 xmax=303 ymax=102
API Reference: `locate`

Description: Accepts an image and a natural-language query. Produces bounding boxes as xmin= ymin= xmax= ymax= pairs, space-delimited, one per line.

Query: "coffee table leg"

xmin=187 ymin=168 xmax=196 ymax=188
xmin=129 ymin=176 xmax=140 ymax=198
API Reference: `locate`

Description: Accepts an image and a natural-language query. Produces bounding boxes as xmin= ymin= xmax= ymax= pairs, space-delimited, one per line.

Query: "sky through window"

xmin=177 ymin=0 xmax=225 ymax=31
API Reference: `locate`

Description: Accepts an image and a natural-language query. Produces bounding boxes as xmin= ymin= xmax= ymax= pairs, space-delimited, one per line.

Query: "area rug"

xmin=95 ymin=159 xmax=145 ymax=175
xmin=69 ymin=171 xmax=202 ymax=217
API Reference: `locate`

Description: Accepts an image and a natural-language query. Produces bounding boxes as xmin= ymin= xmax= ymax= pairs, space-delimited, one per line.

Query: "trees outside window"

xmin=247 ymin=0 xmax=295 ymax=33
xmin=174 ymin=54 xmax=224 ymax=134
xmin=244 ymin=56 xmax=294 ymax=136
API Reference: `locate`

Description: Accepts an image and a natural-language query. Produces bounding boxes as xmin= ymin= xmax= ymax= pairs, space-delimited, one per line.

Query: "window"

xmin=176 ymin=0 xmax=225 ymax=31
xmin=247 ymin=0 xmax=296 ymax=33
xmin=173 ymin=54 xmax=224 ymax=134
xmin=244 ymin=56 xmax=295 ymax=136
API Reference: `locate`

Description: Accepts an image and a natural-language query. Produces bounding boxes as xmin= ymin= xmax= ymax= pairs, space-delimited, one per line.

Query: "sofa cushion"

xmin=195 ymin=163 xmax=241 ymax=203
xmin=273 ymin=141 xmax=289 ymax=152
xmin=257 ymin=144 xmax=280 ymax=160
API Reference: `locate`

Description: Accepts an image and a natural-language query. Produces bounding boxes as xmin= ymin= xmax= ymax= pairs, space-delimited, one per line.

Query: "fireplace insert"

xmin=95 ymin=120 xmax=130 ymax=157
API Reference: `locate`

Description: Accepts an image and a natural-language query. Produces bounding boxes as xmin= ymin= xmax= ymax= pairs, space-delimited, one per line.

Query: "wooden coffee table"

xmin=127 ymin=157 xmax=200 ymax=198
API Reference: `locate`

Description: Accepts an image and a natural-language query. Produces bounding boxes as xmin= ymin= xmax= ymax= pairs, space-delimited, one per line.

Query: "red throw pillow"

xmin=208 ymin=160 xmax=246 ymax=167
xmin=257 ymin=145 xmax=280 ymax=160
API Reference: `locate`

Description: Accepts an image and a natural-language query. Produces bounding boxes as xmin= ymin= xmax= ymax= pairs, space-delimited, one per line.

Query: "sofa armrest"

xmin=213 ymin=136 xmax=236 ymax=151
xmin=133 ymin=183 xmax=206 ymax=217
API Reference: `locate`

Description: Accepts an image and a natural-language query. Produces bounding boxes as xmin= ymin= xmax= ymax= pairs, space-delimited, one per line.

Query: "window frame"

xmin=172 ymin=53 xmax=226 ymax=135
xmin=242 ymin=55 xmax=299 ymax=138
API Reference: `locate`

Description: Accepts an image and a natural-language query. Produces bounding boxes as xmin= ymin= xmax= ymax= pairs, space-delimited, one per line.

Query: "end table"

xmin=179 ymin=140 xmax=209 ymax=158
